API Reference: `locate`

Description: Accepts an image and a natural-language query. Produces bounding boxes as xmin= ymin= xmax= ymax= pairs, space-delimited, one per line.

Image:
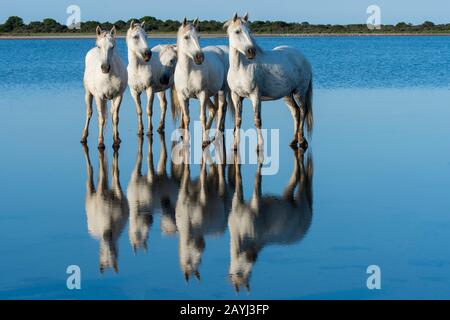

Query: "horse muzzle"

xmin=101 ymin=64 xmax=111 ymax=73
xmin=143 ymin=49 xmax=152 ymax=62
xmin=246 ymin=47 xmax=256 ymax=60
xmin=194 ymin=52 xmax=204 ymax=65
xmin=160 ymin=74 xmax=171 ymax=86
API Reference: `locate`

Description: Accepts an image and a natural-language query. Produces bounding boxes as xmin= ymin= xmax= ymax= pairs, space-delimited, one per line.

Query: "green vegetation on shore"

xmin=1 ymin=16 xmax=450 ymax=36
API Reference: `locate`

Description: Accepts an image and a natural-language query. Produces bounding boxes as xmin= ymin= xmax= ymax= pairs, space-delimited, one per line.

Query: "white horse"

xmin=82 ymin=145 xmax=129 ymax=273
xmin=174 ymin=18 xmax=229 ymax=148
xmin=175 ymin=149 xmax=230 ymax=281
xmin=126 ymin=21 xmax=178 ymax=135
xmin=225 ymin=13 xmax=313 ymax=150
xmin=81 ymin=26 xmax=128 ymax=149
xmin=228 ymin=150 xmax=313 ymax=292
xmin=126 ymin=134 xmax=181 ymax=252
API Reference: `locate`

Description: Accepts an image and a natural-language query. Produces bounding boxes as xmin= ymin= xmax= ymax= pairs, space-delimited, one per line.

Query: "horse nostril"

xmin=144 ymin=50 xmax=152 ymax=61
xmin=247 ymin=48 xmax=256 ymax=58
xmin=160 ymin=75 xmax=170 ymax=85
xmin=194 ymin=52 xmax=204 ymax=64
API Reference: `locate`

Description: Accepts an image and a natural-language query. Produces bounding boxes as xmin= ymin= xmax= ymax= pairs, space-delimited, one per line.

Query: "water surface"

xmin=0 ymin=36 xmax=450 ymax=299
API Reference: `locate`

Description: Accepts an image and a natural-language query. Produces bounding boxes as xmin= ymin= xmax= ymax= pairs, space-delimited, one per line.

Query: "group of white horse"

xmin=81 ymin=13 xmax=313 ymax=151
xmin=83 ymin=136 xmax=313 ymax=291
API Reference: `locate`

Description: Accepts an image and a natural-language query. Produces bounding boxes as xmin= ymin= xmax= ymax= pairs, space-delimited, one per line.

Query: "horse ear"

xmin=130 ymin=20 xmax=135 ymax=29
xmin=233 ymin=12 xmax=238 ymax=22
xmin=141 ymin=21 xmax=145 ymax=28
xmin=243 ymin=12 xmax=249 ymax=22
xmin=193 ymin=18 xmax=199 ymax=29
xmin=110 ymin=25 xmax=117 ymax=38
xmin=96 ymin=25 xmax=102 ymax=37
xmin=182 ymin=17 xmax=188 ymax=27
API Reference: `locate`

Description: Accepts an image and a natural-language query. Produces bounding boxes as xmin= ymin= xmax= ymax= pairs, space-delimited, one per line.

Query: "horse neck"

xmin=127 ymin=48 xmax=146 ymax=69
xmin=177 ymin=50 xmax=193 ymax=72
xmin=229 ymin=46 xmax=244 ymax=70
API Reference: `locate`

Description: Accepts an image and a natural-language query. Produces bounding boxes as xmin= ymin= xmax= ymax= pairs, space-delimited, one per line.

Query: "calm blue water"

xmin=0 ymin=36 xmax=450 ymax=299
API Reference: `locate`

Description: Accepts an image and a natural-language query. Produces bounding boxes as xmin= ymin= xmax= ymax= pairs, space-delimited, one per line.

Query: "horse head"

xmin=126 ymin=20 xmax=152 ymax=62
xmin=96 ymin=25 xmax=118 ymax=73
xmin=177 ymin=18 xmax=204 ymax=65
xmin=159 ymin=44 xmax=177 ymax=85
xmin=225 ymin=13 xmax=257 ymax=60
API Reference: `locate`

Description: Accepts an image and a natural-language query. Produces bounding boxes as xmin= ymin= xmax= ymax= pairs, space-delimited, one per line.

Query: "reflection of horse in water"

xmin=126 ymin=134 xmax=180 ymax=253
xmin=175 ymin=147 xmax=230 ymax=281
xmin=228 ymin=150 xmax=313 ymax=292
xmin=82 ymin=145 xmax=129 ymax=273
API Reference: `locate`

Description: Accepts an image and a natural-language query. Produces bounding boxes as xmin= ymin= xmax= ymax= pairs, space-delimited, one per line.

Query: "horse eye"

xmin=235 ymin=30 xmax=241 ymax=34
xmin=184 ymin=35 xmax=189 ymax=40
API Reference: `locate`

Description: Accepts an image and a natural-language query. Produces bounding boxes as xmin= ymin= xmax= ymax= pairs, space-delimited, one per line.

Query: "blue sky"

xmin=1 ymin=0 xmax=448 ymax=24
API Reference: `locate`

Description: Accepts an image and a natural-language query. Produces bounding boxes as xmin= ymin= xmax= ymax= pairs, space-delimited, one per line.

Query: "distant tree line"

xmin=1 ymin=16 xmax=449 ymax=34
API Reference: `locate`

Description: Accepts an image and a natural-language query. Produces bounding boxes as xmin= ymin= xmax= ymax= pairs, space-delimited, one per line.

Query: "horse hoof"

xmin=299 ymin=140 xmax=308 ymax=150
xmin=98 ymin=143 xmax=105 ymax=150
xmin=146 ymin=131 xmax=153 ymax=137
xmin=80 ymin=138 xmax=87 ymax=144
xmin=137 ymin=131 xmax=144 ymax=137
xmin=157 ymin=127 xmax=164 ymax=134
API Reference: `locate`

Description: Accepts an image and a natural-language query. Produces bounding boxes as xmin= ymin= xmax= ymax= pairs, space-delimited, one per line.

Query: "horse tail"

xmin=305 ymin=76 xmax=313 ymax=137
xmin=170 ymin=85 xmax=182 ymax=123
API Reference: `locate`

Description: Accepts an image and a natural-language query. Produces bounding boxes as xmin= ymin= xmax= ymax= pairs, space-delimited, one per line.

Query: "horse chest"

xmin=128 ymin=67 xmax=153 ymax=92
xmin=97 ymin=74 xmax=124 ymax=100
xmin=228 ymin=67 xmax=256 ymax=97
xmin=179 ymin=72 xmax=205 ymax=98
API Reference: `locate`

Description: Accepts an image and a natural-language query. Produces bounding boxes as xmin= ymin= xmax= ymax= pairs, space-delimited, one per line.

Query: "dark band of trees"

xmin=1 ymin=16 xmax=449 ymax=35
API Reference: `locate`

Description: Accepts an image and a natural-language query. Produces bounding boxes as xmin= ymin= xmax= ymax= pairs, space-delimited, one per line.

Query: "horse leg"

xmin=179 ymin=98 xmax=190 ymax=144
xmin=156 ymin=91 xmax=167 ymax=133
xmin=131 ymin=89 xmax=144 ymax=136
xmin=81 ymin=142 xmax=95 ymax=194
xmin=95 ymin=96 xmax=106 ymax=150
xmin=198 ymin=91 xmax=210 ymax=149
xmin=112 ymin=94 xmax=123 ymax=148
xmin=284 ymin=95 xmax=300 ymax=148
xmin=81 ymin=90 xmax=93 ymax=143
xmin=214 ymin=91 xmax=227 ymax=146
xmin=157 ymin=131 xmax=167 ymax=176
xmin=250 ymin=93 xmax=264 ymax=152
xmin=111 ymin=148 xmax=122 ymax=200
xmin=147 ymin=134 xmax=155 ymax=183
xmin=145 ymin=87 xmax=155 ymax=135
xmin=293 ymin=93 xmax=308 ymax=150
xmin=231 ymin=91 xmax=243 ymax=151
xmin=217 ymin=90 xmax=227 ymax=132
xmin=206 ymin=98 xmax=216 ymax=131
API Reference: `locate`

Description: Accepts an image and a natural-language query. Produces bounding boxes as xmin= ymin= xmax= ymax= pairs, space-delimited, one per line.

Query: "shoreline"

xmin=1 ymin=33 xmax=450 ymax=40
